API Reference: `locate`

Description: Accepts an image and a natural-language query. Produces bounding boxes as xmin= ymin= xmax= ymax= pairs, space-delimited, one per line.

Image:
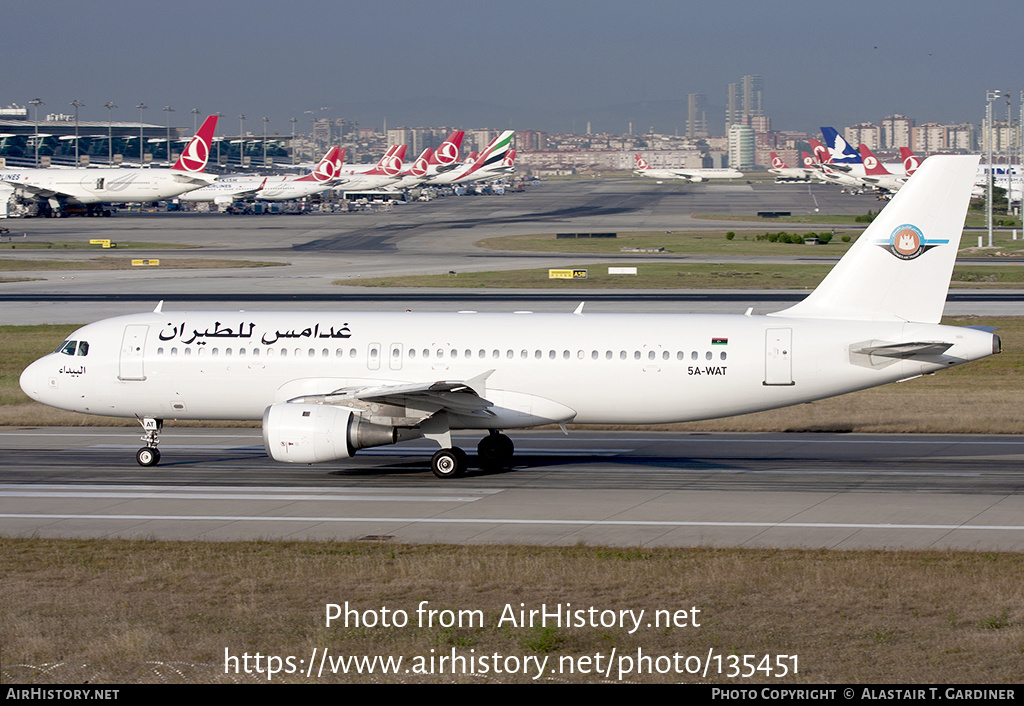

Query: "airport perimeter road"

xmin=1 ymin=428 xmax=1022 ymax=550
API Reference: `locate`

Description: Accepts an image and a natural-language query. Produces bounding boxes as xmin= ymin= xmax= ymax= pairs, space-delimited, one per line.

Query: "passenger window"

xmin=648 ymin=351 xmax=655 ymax=360
xmin=662 ymin=351 xmax=669 ymax=360
xmin=451 ymin=349 xmax=458 ymax=359
xmin=280 ymin=349 xmax=288 ymax=358
xmin=478 ymin=349 xmax=486 ymax=358
xmin=619 ymin=351 xmax=626 ymax=360
xmin=157 ymin=347 xmax=164 ymax=356
xmin=239 ymin=348 xmax=246 ymax=357
xmin=549 ymin=350 xmax=556 ymax=359
xmin=184 ymin=348 xmax=192 ymax=357
xmin=252 ymin=349 xmax=260 ymax=358
xmin=634 ymin=351 xmax=641 ymax=360
xmin=691 ymin=351 xmax=698 ymax=360
xmin=605 ymin=351 xmax=612 ymax=359
xmin=335 ymin=348 xmax=344 ymax=358
xmin=520 ymin=350 xmax=528 ymax=359
xmin=677 ymin=351 xmax=684 ymax=360
xmin=506 ymin=350 xmax=513 ymax=359
xmin=171 ymin=347 xmax=178 ymax=357
xmin=720 ymin=351 xmax=727 ymax=360
xmin=705 ymin=351 xmax=712 ymax=360
xmin=409 ymin=349 xmax=416 ymax=359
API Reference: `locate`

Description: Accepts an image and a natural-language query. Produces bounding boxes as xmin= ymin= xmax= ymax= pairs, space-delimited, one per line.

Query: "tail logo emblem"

xmin=436 ymin=142 xmax=459 ymax=164
xmin=382 ymin=155 xmax=402 ymax=176
xmin=877 ymin=223 xmax=947 ymax=260
xmin=772 ymin=156 xmax=783 ymax=168
xmin=864 ymin=156 xmax=878 ymax=170
xmin=178 ymin=135 xmax=209 ymax=173
xmin=904 ymin=156 xmax=920 ymax=173
xmin=314 ymin=159 xmax=338 ymax=182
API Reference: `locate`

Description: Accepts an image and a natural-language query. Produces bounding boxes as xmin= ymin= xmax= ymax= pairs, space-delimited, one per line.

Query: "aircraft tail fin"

xmin=900 ymin=147 xmax=921 ymax=176
xmin=859 ymin=144 xmax=890 ymax=175
xmin=635 ymin=154 xmax=650 ymax=170
xmin=770 ymin=152 xmax=786 ymax=169
xmin=801 ymin=151 xmax=817 ymax=169
xmin=297 ymin=146 xmax=342 ymax=182
xmin=772 ymin=155 xmax=980 ymax=324
xmin=433 ymin=131 xmax=464 ymax=166
xmin=820 ymin=126 xmax=861 ymax=164
xmin=368 ymin=145 xmax=405 ymax=176
xmin=809 ymin=139 xmax=831 ymax=165
xmin=172 ymin=115 xmax=218 ymax=173
xmin=411 ymin=148 xmax=432 ymax=177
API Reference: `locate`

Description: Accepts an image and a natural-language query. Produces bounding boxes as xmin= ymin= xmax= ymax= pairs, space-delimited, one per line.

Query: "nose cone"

xmin=20 ymin=358 xmax=45 ymax=402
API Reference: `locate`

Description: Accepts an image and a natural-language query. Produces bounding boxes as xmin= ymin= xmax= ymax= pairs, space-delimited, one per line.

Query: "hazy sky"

xmin=6 ymin=0 xmax=1022 ymax=136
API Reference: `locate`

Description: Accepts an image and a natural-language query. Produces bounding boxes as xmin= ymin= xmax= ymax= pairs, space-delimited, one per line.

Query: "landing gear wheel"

xmin=136 ymin=447 xmax=161 ymax=467
xmin=477 ymin=432 xmax=514 ymax=470
xmin=432 ymin=447 xmax=468 ymax=479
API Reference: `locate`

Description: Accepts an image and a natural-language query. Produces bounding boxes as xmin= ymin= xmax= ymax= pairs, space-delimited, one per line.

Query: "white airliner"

xmin=20 ymin=156 xmax=997 ymax=478
xmin=331 ymin=145 xmax=408 ymax=192
xmin=180 ymin=147 xmax=344 ymax=205
xmin=768 ymin=152 xmax=812 ymax=181
xmin=857 ymin=143 xmax=909 ymax=193
xmin=0 ymin=116 xmax=219 ymax=215
xmin=633 ymin=154 xmax=743 ymax=181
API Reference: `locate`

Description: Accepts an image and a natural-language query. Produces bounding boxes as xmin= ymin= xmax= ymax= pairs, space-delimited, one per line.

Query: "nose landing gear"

xmin=135 ymin=417 xmax=163 ymax=467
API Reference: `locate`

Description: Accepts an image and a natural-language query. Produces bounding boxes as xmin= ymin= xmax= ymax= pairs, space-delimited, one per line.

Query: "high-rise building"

xmin=728 ymin=124 xmax=755 ymax=169
xmin=686 ymin=93 xmax=708 ymax=139
xmin=741 ymin=74 xmax=764 ymax=118
xmin=845 ymin=123 xmax=880 ymax=151
xmin=880 ymin=114 xmax=914 ymax=149
xmin=726 ymin=83 xmax=739 ymax=132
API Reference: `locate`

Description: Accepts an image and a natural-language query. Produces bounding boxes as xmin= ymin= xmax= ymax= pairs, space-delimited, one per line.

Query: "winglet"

xmin=574 ymin=302 xmax=585 ymax=315
xmin=153 ymin=300 xmax=164 ymax=313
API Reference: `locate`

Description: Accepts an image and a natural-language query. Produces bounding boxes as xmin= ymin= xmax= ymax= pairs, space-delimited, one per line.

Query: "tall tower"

xmin=686 ymin=93 xmax=708 ymax=139
xmin=741 ymin=75 xmax=764 ymax=118
xmin=726 ymin=83 xmax=739 ymax=132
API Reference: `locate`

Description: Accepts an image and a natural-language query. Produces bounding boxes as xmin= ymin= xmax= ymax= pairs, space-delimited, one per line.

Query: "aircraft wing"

xmin=290 ymin=371 xmax=495 ymax=421
xmin=2 ymin=182 xmax=63 ymax=199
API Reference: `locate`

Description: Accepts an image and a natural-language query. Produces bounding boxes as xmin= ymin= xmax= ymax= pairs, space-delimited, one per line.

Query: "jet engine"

xmin=262 ymin=402 xmax=420 ymax=463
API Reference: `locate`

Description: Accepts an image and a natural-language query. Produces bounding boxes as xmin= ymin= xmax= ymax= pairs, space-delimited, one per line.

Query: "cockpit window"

xmin=77 ymin=341 xmax=89 ymax=356
xmin=56 ymin=340 xmax=77 ymax=356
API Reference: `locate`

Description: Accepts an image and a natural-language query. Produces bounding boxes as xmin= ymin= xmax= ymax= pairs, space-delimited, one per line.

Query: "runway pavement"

xmin=1 ymin=427 xmax=1022 ymax=550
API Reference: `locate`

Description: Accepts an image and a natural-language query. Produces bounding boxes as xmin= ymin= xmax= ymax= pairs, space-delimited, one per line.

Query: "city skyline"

xmin=4 ymin=0 xmax=1022 ymax=137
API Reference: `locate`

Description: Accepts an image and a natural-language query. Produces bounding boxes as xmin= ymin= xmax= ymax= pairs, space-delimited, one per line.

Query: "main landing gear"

xmin=135 ymin=417 xmax=163 ymax=467
xmin=430 ymin=431 xmax=515 ymax=479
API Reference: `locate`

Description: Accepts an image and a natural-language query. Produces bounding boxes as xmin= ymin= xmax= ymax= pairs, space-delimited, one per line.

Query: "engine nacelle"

xmin=262 ymin=402 xmax=419 ymax=463
xmin=688 ymin=175 xmax=705 ymax=183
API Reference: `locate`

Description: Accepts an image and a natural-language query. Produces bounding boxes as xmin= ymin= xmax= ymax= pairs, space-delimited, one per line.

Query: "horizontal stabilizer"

xmin=852 ymin=341 xmax=953 ymax=359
